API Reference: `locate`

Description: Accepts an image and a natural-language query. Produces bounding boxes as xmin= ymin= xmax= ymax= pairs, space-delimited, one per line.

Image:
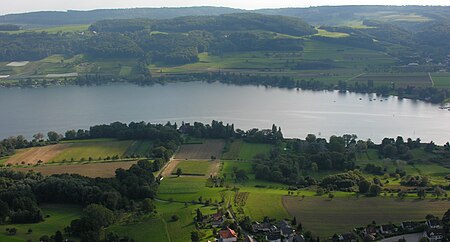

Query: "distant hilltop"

xmin=1 ymin=5 xmax=450 ymax=27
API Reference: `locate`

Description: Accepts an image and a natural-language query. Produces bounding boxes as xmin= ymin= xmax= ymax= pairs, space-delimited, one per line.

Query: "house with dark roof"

xmin=427 ymin=219 xmax=442 ymax=229
xmin=424 ymin=228 xmax=445 ymax=242
xmin=338 ymin=233 xmax=357 ymax=242
xmin=401 ymin=221 xmax=422 ymax=231
xmin=379 ymin=224 xmax=397 ymax=235
xmin=266 ymin=232 xmax=282 ymax=242
xmin=219 ymin=227 xmax=238 ymax=242
xmin=279 ymin=220 xmax=296 ymax=238
xmin=252 ymin=222 xmax=278 ymax=234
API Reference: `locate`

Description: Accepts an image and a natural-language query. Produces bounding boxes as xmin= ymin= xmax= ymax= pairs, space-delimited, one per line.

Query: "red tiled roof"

xmin=219 ymin=227 xmax=238 ymax=238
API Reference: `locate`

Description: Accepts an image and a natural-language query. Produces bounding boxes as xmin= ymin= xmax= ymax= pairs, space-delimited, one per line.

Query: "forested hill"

xmin=2 ymin=5 xmax=450 ymax=27
xmin=90 ymin=13 xmax=316 ymax=36
xmin=0 ymin=7 xmax=244 ymax=25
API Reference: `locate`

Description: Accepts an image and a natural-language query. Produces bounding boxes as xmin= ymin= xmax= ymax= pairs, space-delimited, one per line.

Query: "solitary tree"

xmin=191 ymin=231 xmax=200 ymax=242
xmin=176 ymin=168 xmax=182 ymax=177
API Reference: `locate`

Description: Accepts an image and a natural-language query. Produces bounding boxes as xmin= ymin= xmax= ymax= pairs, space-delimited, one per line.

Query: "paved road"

xmin=380 ymin=233 xmax=423 ymax=242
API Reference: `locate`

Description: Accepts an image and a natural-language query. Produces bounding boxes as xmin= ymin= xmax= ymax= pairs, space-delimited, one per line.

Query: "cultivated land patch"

xmin=5 ymin=139 xmax=135 ymax=165
xmin=50 ymin=140 xmax=133 ymax=162
xmin=13 ymin=161 xmax=137 ymax=178
xmin=5 ymin=144 xmax=71 ymax=165
xmin=282 ymin=196 xmax=450 ymax=237
xmin=173 ymin=160 xmax=221 ymax=177
xmin=175 ymin=139 xmax=225 ymax=160
xmin=222 ymin=139 xmax=273 ymax=160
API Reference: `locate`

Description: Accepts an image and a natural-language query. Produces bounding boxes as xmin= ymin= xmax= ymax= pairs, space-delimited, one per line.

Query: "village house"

xmin=252 ymin=222 xmax=278 ymax=234
xmin=266 ymin=232 xmax=282 ymax=242
xmin=219 ymin=227 xmax=238 ymax=242
xmin=423 ymin=228 xmax=445 ymax=242
xmin=426 ymin=219 xmax=442 ymax=229
xmin=379 ymin=224 xmax=397 ymax=235
xmin=206 ymin=212 xmax=224 ymax=227
xmin=337 ymin=233 xmax=357 ymax=242
xmin=401 ymin=221 xmax=422 ymax=232
xmin=279 ymin=220 xmax=296 ymax=241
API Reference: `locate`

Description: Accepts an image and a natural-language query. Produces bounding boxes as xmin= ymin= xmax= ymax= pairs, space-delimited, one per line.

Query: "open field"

xmin=0 ymin=204 xmax=82 ymax=242
xmin=124 ymin=140 xmax=153 ymax=157
xmin=431 ymin=72 xmax=450 ymax=89
xmin=314 ymin=28 xmax=350 ymax=38
xmin=4 ymin=144 xmax=71 ymax=165
xmin=282 ymin=196 xmax=450 ymax=237
xmin=13 ymin=161 xmax=137 ymax=178
xmin=173 ymin=160 xmax=220 ymax=176
xmin=158 ymin=176 xmax=225 ymax=202
xmin=0 ymin=25 xmax=90 ymax=34
xmin=352 ymin=72 xmax=431 ymax=88
xmin=108 ymin=217 xmax=169 ymax=242
xmin=48 ymin=140 xmax=132 ymax=162
xmin=4 ymin=139 xmax=138 ymax=165
xmin=222 ymin=139 xmax=273 ymax=160
xmin=175 ymin=139 xmax=225 ymax=160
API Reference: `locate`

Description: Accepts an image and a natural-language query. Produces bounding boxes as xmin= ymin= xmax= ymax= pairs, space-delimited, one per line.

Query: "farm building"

xmin=219 ymin=227 xmax=238 ymax=242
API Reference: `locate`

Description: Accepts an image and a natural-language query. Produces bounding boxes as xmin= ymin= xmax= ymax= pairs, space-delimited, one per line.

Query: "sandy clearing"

xmin=6 ymin=144 xmax=72 ymax=165
xmin=12 ymin=161 xmax=137 ymax=178
xmin=7 ymin=61 xmax=29 ymax=67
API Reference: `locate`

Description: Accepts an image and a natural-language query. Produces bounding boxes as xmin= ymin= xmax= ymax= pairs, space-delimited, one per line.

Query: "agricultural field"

xmin=3 ymin=139 xmax=151 ymax=165
xmin=13 ymin=161 xmax=137 ymax=178
xmin=352 ymin=72 xmax=432 ymax=88
xmin=0 ymin=24 xmax=90 ymax=34
xmin=157 ymin=176 xmax=225 ymax=202
xmin=173 ymin=160 xmax=219 ymax=176
xmin=0 ymin=204 xmax=82 ymax=242
xmin=314 ymin=28 xmax=350 ymax=38
xmin=107 ymin=217 xmax=169 ymax=242
xmin=222 ymin=139 xmax=273 ymax=160
xmin=175 ymin=139 xmax=225 ymax=160
xmin=282 ymin=196 xmax=449 ymax=237
xmin=431 ymin=72 xmax=450 ymax=89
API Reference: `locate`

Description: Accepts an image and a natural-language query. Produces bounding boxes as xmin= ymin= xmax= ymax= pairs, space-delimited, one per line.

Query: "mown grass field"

xmin=107 ymin=217 xmax=169 ymax=242
xmin=0 ymin=204 xmax=82 ymax=242
xmin=282 ymin=196 xmax=449 ymax=237
xmin=173 ymin=160 xmax=212 ymax=176
xmin=158 ymin=176 xmax=224 ymax=202
xmin=222 ymin=139 xmax=273 ymax=160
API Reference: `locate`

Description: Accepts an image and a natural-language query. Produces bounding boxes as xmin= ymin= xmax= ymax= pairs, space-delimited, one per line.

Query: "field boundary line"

xmin=345 ymin=72 xmax=365 ymax=82
xmin=428 ymin=72 xmax=435 ymax=87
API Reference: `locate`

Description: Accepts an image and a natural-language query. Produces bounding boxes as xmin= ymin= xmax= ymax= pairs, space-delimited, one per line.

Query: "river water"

xmin=0 ymin=82 xmax=448 ymax=143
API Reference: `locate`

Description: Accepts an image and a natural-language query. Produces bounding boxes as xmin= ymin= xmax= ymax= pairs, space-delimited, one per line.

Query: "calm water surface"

xmin=0 ymin=82 xmax=449 ymax=143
